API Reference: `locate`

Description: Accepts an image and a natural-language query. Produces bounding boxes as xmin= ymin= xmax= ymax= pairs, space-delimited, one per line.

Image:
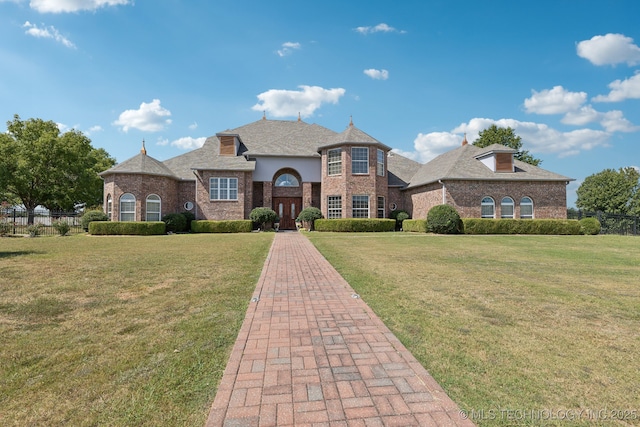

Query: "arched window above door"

xmin=275 ymin=173 xmax=299 ymax=187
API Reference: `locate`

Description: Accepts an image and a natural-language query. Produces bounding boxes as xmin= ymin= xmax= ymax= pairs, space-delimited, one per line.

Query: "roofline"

xmin=405 ymin=176 xmax=575 ymax=189
xmin=98 ymin=170 xmax=178 ymax=179
xmin=317 ymin=141 xmax=393 ymax=151
xmin=243 ymin=153 xmax=321 ymax=158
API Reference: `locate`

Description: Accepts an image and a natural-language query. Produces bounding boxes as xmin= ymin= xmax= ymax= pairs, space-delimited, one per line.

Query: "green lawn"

xmin=0 ymin=233 xmax=273 ymax=426
xmin=307 ymin=233 xmax=640 ymax=426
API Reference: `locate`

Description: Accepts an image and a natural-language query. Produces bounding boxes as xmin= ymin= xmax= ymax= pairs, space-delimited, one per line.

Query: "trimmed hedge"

xmin=81 ymin=209 xmax=108 ymax=231
xmin=579 ymin=217 xmax=601 ymax=235
xmin=462 ymin=218 xmax=582 ymax=235
xmin=402 ymin=219 xmax=428 ymax=233
xmin=89 ymin=221 xmax=166 ymax=235
xmin=427 ymin=204 xmax=463 ymax=234
xmin=314 ymin=218 xmax=395 ymax=232
xmin=162 ymin=213 xmax=187 ymax=233
xmin=191 ymin=220 xmax=252 ymax=233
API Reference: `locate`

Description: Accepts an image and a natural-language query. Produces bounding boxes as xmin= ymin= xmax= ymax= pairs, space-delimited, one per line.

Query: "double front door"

xmin=274 ymin=197 xmax=302 ymax=230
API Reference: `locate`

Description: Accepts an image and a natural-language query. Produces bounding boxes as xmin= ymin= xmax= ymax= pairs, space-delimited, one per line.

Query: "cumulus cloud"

xmin=251 ymin=85 xmax=345 ymax=118
xmin=524 ymin=86 xmax=587 ymax=114
xmin=23 ymin=21 xmax=75 ymax=48
xmin=88 ymin=125 xmax=103 ymax=133
xmin=577 ymin=33 xmax=640 ymax=66
xmin=354 ymin=23 xmax=405 ymax=35
xmin=188 ymin=122 xmax=198 ymax=130
xmin=592 ymin=72 xmax=640 ymax=102
xmin=171 ymin=136 xmax=207 ymax=150
xmin=113 ymin=99 xmax=172 ymax=132
xmin=561 ymin=106 xmax=600 ymax=126
xmin=29 ymin=0 xmax=131 ymax=13
xmin=599 ymin=110 xmax=639 ymax=133
xmin=277 ymin=42 xmax=301 ymax=57
xmin=363 ymin=68 xmax=389 ymax=80
xmin=411 ymin=132 xmax=462 ymax=163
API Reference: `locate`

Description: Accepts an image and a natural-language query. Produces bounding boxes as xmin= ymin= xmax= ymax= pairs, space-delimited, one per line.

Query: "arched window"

xmin=481 ymin=196 xmax=495 ymax=218
xmin=119 ymin=193 xmax=136 ymax=221
xmin=275 ymin=173 xmax=299 ymax=187
xmin=501 ymin=196 xmax=515 ymax=218
xmin=146 ymin=194 xmax=161 ymax=221
xmin=106 ymin=195 xmax=112 ymax=219
xmin=520 ymin=196 xmax=534 ymax=219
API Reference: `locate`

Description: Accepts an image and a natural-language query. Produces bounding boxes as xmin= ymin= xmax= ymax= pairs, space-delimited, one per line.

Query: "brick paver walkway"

xmin=206 ymin=232 xmax=474 ymax=427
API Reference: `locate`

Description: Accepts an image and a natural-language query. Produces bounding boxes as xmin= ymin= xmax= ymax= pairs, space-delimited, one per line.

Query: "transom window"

xmin=351 ymin=147 xmax=369 ymax=174
xmin=377 ymin=149 xmax=385 ymax=176
xmin=327 ymin=148 xmax=342 ymax=176
xmin=352 ymin=195 xmax=369 ymax=218
xmin=501 ymin=196 xmax=515 ymax=218
xmin=481 ymin=196 xmax=495 ymax=218
xmin=275 ymin=173 xmax=299 ymax=187
xmin=119 ymin=193 xmax=136 ymax=221
xmin=377 ymin=196 xmax=385 ymax=218
xmin=520 ymin=197 xmax=534 ymax=219
xmin=146 ymin=194 xmax=161 ymax=221
xmin=328 ymin=196 xmax=342 ymax=219
xmin=210 ymin=177 xmax=238 ymax=200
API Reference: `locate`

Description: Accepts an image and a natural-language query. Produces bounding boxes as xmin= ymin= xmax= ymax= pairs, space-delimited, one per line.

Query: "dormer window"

xmin=476 ymin=148 xmax=515 ymax=173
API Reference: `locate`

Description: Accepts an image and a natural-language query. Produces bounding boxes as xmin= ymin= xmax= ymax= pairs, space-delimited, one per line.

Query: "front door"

xmin=274 ymin=197 xmax=302 ymax=230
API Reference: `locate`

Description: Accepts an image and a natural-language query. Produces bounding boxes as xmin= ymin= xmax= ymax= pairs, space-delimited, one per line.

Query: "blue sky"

xmin=1 ymin=0 xmax=639 ymax=207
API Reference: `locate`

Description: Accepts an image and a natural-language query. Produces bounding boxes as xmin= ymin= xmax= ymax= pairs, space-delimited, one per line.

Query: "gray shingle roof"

xmin=99 ymin=152 xmax=177 ymax=178
xmin=319 ymin=124 xmax=391 ymax=150
xmin=406 ymin=143 xmax=573 ymax=189
xmin=387 ymin=151 xmax=422 ymax=187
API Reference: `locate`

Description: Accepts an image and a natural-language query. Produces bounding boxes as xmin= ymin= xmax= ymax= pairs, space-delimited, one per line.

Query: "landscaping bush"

xmin=191 ymin=220 xmax=252 ymax=233
xmin=249 ymin=207 xmax=278 ymax=230
xmin=27 ymin=223 xmax=43 ymax=237
xmin=314 ymin=218 xmax=395 ymax=232
xmin=0 ymin=222 xmax=11 ymax=236
xmin=81 ymin=210 xmax=108 ymax=231
xmin=89 ymin=221 xmax=165 ymax=235
xmin=296 ymin=207 xmax=323 ymax=230
xmin=162 ymin=213 xmax=187 ymax=233
xmin=52 ymin=220 xmax=71 ymax=236
xmin=579 ymin=217 xmax=601 ymax=235
xmin=181 ymin=211 xmax=195 ymax=231
xmin=390 ymin=209 xmax=410 ymax=230
xmin=462 ymin=218 xmax=582 ymax=235
xmin=402 ymin=219 xmax=428 ymax=232
xmin=427 ymin=205 xmax=463 ymax=234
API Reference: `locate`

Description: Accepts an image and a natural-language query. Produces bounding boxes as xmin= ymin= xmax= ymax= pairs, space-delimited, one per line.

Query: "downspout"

xmin=438 ymin=180 xmax=446 ymax=204
xmin=192 ymin=170 xmax=199 ymax=220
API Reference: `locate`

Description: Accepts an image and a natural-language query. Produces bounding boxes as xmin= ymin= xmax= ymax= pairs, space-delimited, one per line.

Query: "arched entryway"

xmin=272 ymin=169 xmax=302 ymax=230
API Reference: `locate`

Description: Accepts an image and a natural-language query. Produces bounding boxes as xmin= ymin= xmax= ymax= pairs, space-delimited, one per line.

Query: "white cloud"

xmin=113 ymin=99 xmax=172 ymax=132
xmin=577 ymin=33 xmax=640 ymax=66
xmin=592 ymin=72 xmax=640 ymax=102
xmin=277 ymin=42 xmax=301 ymax=57
xmin=170 ymin=136 xmax=206 ymax=150
xmin=29 ymin=0 xmax=131 ymax=13
xmin=188 ymin=122 xmax=198 ymax=130
xmin=88 ymin=125 xmax=103 ymax=133
xmin=251 ymin=85 xmax=345 ymax=118
xmin=561 ymin=106 xmax=600 ymax=126
xmin=354 ymin=23 xmax=405 ymax=35
xmin=600 ymin=110 xmax=639 ymax=133
xmin=23 ymin=21 xmax=76 ymax=48
xmin=363 ymin=68 xmax=389 ymax=80
xmin=411 ymin=132 xmax=462 ymax=163
xmin=524 ymin=86 xmax=587 ymax=114
xmin=156 ymin=138 xmax=169 ymax=146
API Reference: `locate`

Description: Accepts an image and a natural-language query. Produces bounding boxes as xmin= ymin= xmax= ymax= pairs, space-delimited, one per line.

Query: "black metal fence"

xmin=568 ymin=210 xmax=639 ymax=236
xmin=0 ymin=208 xmax=83 ymax=236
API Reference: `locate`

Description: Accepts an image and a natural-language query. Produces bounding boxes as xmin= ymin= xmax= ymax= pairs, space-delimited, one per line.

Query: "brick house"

xmin=100 ymin=118 xmax=573 ymax=229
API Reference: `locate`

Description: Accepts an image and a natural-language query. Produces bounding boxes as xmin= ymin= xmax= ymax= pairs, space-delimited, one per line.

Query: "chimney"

xmin=462 ymin=133 xmax=468 ymax=146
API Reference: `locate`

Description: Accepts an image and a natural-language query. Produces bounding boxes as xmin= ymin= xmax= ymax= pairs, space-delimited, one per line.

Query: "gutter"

xmin=438 ymin=180 xmax=446 ymax=204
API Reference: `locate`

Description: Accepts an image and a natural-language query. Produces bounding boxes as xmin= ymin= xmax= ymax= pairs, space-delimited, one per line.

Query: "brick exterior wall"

xmin=194 ymin=170 xmax=253 ymax=220
xmin=102 ymin=173 xmax=180 ymax=221
xmin=405 ymin=180 xmax=568 ymax=219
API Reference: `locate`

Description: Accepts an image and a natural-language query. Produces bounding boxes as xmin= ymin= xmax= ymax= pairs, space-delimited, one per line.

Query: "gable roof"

xmin=99 ymin=152 xmax=177 ymax=178
xmin=387 ymin=151 xmax=422 ymax=187
xmin=406 ymin=143 xmax=572 ymax=189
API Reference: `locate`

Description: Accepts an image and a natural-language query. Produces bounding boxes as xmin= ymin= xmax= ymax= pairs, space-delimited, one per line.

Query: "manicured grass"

xmin=306 ymin=233 xmax=640 ymax=427
xmin=0 ymin=233 xmax=273 ymax=426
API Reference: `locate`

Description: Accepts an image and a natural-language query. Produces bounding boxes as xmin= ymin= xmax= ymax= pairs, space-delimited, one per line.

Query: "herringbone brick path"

xmin=205 ymin=232 xmax=474 ymax=427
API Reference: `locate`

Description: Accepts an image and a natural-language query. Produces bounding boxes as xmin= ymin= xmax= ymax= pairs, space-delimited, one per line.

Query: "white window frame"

xmin=327 ymin=196 xmax=342 ymax=219
xmin=327 ymin=148 xmax=342 ymax=176
xmin=351 ymin=147 xmax=369 ymax=174
xmin=377 ymin=149 xmax=385 ymax=176
xmin=210 ymin=177 xmax=238 ymax=201
xmin=106 ymin=195 xmax=112 ymax=219
xmin=481 ymin=196 xmax=495 ymax=218
xmin=501 ymin=196 xmax=515 ymax=218
xmin=146 ymin=194 xmax=161 ymax=221
xmin=377 ymin=196 xmax=385 ymax=218
xmin=520 ymin=196 xmax=534 ymax=219
xmin=352 ymin=195 xmax=369 ymax=218
xmin=119 ymin=193 xmax=136 ymax=221
xmin=275 ymin=173 xmax=299 ymax=187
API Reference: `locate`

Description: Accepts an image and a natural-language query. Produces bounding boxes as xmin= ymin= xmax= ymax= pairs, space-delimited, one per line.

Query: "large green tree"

xmin=472 ymin=124 xmax=542 ymax=166
xmin=576 ymin=167 xmax=640 ymax=215
xmin=0 ymin=114 xmax=115 ymax=215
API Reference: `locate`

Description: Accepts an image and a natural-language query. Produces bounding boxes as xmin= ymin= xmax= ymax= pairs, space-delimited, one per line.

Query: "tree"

xmin=472 ymin=125 xmax=542 ymax=166
xmin=0 ymin=115 xmax=116 ymax=220
xmin=576 ymin=167 xmax=640 ymax=215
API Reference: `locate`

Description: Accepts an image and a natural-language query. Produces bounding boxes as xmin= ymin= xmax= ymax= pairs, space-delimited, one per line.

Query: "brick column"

xmin=263 ymin=182 xmax=273 ymax=209
xmin=302 ymin=182 xmax=313 ymax=208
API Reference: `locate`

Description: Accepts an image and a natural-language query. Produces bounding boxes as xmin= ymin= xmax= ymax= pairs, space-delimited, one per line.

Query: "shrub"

xmin=296 ymin=207 xmax=323 ymax=230
xmin=314 ymin=219 xmax=395 ymax=232
xmin=27 ymin=223 xmax=44 ymax=237
xmin=81 ymin=210 xmax=108 ymax=232
xmin=52 ymin=220 xmax=71 ymax=236
xmin=402 ymin=219 xmax=428 ymax=232
xmin=89 ymin=221 xmax=165 ymax=235
xmin=427 ymin=205 xmax=463 ymax=234
xmin=580 ymin=217 xmax=601 ymax=235
xmin=390 ymin=209 xmax=410 ymax=230
xmin=462 ymin=218 xmax=582 ymax=235
xmin=249 ymin=207 xmax=278 ymax=230
xmin=181 ymin=211 xmax=195 ymax=231
xmin=162 ymin=213 xmax=188 ymax=233
xmin=0 ymin=222 xmax=11 ymax=236
xmin=191 ymin=220 xmax=252 ymax=233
